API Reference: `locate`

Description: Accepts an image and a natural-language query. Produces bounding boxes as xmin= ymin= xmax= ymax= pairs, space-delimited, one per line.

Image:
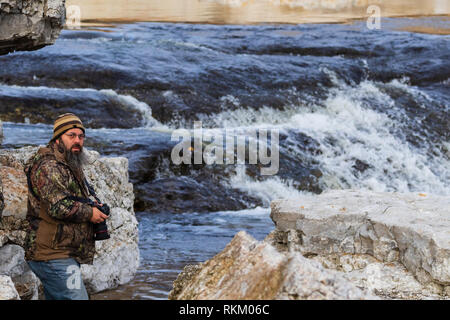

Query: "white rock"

xmin=0 ymin=244 xmax=39 ymax=300
xmin=169 ymin=231 xmax=376 ymax=300
xmin=0 ymin=0 xmax=66 ymax=55
xmin=0 ymin=275 xmax=20 ymax=300
xmin=270 ymin=189 xmax=450 ymax=299
xmin=81 ymin=208 xmax=140 ymax=293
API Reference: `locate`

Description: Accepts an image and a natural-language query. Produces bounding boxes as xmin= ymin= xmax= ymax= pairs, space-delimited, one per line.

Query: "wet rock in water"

xmin=269 ymin=189 xmax=450 ymax=299
xmin=0 ymin=146 xmax=139 ymax=297
xmin=0 ymin=87 xmax=146 ymax=128
xmin=123 ymin=136 xmax=264 ymax=214
xmin=169 ymin=231 xmax=375 ymax=300
xmin=352 ymin=159 xmax=371 ymax=174
xmin=0 ymin=0 xmax=66 ymax=55
xmin=135 ymin=175 xmax=263 ymax=214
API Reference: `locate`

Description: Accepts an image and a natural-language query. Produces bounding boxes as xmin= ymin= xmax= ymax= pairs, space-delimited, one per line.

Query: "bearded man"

xmin=23 ymin=113 xmax=108 ymax=300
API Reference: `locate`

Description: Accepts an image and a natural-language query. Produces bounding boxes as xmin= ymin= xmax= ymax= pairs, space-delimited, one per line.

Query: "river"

xmin=0 ymin=1 xmax=449 ymax=299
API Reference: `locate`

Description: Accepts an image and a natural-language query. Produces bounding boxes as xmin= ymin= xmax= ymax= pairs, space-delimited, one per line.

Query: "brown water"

xmin=67 ymin=0 xmax=450 ymax=28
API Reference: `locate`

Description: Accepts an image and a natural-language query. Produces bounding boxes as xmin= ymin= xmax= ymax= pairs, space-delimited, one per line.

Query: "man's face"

xmin=57 ymin=128 xmax=85 ymax=154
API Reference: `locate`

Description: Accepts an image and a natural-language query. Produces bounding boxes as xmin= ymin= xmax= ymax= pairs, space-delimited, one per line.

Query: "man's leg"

xmin=27 ymin=258 xmax=89 ymax=300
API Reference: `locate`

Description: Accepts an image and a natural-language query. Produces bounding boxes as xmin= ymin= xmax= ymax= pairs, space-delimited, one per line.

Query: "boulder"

xmin=170 ymin=189 xmax=449 ymax=300
xmin=0 ymin=146 xmax=139 ymax=296
xmin=269 ymin=189 xmax=450 ymax=299
xmin=0 ymin=275 xmax=20 ymax=300
xmin=0 ymin=244 xmax=40 ymax=299
xmin=169 ymin=231 xmax=375 ymax=300
xmin=0 ymin=0 xmax=66 ymax=55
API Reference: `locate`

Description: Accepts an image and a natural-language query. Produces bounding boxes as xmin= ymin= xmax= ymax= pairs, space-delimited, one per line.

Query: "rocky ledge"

xmin=0 ymin=0 xmax=66 ymax=55
xmin=170 ymin=189 xmax=449 ymax=300
xmin=0 ymin=146 xmax=139 ymax=300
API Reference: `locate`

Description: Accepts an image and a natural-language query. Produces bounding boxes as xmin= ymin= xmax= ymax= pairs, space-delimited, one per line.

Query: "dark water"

xmin=0 ymin=17 xmax=449 ymax=299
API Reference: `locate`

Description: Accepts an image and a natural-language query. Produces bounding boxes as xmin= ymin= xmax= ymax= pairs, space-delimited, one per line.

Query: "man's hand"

xmin=90 ymin=206 xmax=109 ymax=224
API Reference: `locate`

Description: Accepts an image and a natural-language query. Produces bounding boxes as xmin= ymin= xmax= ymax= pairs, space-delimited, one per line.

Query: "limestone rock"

xmin=0 ymin=163 xmax=28 ymax=220
xmin=0 ymin=229 xmax=8 ymax=246
xmin=0 ymin=0 xmax=66 ymax=55
xmin=0 ymin=146 xmax=139 ymax=295
xmin=81 ymin=207 xmax=139 ymax=293
xmin=169 ymin=264 xmax=202 ymax=300
xmin=0 ymin=244 xmax=40 ymax=299
xmin=269 ymin=189 xmax=450 ymax=299
xmin=172 ymin=189 xmax=449 ymax=300
xmin=169 ymin=231 xmax=375 ymax=300
xmin=0 ymin=275 xmax=20 ymax=300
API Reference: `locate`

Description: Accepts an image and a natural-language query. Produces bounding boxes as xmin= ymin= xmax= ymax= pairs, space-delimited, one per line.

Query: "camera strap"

xmin=83 ymin=178 xmax=102 ymax=204
xmin=65 ymin=179 xmax=103 ymax=207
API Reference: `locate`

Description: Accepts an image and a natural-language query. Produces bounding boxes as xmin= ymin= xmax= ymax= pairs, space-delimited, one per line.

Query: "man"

xmin=23 ymin=113 xmax=108 ymax=300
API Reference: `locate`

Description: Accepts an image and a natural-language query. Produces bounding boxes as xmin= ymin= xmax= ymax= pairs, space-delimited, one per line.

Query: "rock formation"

xmin=269 ymin=189 xmax=450 ymax=299
xmin=0 ymin=243 xmax=39 ymax=299
xmin=0 ymin=145 xmax=139 ymax=299
xmin=169 ymin=230 xmax=376 ymax=300
xmin=0 ymin=0 xmax=66 ymax=55
xmin=0 ymin=274 xmax=20 ymax=300
xmin=170 ymin=189 xmax=450 ymax=300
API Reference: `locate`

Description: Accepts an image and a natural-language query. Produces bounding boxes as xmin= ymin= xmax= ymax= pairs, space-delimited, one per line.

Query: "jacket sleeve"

xmin=32 ymin=160 xmax=93 ymax=223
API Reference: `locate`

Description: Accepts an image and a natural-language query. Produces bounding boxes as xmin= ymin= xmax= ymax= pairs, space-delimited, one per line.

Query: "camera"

xmin=93 ymin=202 xmax=111 ymax=241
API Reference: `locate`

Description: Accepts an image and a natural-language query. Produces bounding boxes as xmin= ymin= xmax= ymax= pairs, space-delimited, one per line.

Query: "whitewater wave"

xmin=194 ymin=71 xmax=449 ymax=199
xmin=99 ymin=89 xmax=164 ymax=128
xmin=226 ymin=166 xmax=309 ymax=205
xmin=290 ymin=78 xmax=448 ymax=195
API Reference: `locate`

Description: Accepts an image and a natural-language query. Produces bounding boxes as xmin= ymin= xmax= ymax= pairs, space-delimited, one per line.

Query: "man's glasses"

xmin=64 ymin=133 xmax=86 ymax=140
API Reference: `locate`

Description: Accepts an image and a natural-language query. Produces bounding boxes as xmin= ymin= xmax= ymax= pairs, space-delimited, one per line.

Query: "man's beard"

xmin=57 ymin=138 xmax=89 ymax=171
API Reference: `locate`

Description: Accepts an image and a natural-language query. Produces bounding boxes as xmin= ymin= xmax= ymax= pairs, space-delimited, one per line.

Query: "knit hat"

xmin=51 ymin=113 xmax=85 ymax=142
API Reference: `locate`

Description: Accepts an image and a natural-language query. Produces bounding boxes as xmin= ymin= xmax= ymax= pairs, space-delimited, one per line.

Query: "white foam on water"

xmin=215 ymin=206 xmax=270 ymax=217
xmin=289 ymin=80 xmax=449 ymax=194
xmin=201 ymin=104 xmax=299 ymax=130
xmin=200 ymin=70 xmax=449 ymax=201
xmin=226 ymin=166 xmax=307 ymax=206
xmin=98 ymin=89 xmax=166 ymax=128
xmin=388 ymin=77 xmax=435 ymax=105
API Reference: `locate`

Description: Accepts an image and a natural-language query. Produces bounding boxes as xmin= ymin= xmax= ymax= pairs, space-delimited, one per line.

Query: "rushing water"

xmin=0 ymin=16 xmax=449 ymax=299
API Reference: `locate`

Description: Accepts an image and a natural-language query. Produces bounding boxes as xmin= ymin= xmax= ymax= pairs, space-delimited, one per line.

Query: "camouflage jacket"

xmin=23 ymin=144 xmax=95 ymax=264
